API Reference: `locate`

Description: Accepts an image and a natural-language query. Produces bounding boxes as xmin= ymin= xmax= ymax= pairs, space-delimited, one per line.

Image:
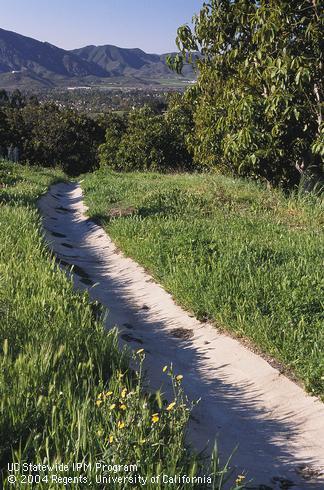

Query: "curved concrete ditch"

xmin=38 ymin=182 xmax=324 ymax=489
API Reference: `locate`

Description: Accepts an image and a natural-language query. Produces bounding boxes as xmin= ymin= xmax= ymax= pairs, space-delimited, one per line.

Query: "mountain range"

xmin=0 ymin=28 xmax=195 ymax=90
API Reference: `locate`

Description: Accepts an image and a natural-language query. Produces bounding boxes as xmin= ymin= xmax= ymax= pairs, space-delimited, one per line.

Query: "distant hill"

xmin=0 ymin=28 xmax=108 ymax=85
xmin=72 ymin=45 xmax=195 ymax=79
xmin=0 ymin=28 xmax=195 ymax=90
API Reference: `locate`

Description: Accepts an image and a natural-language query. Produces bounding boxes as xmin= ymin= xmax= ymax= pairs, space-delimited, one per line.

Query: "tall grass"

xmin=0 ymin=161 xmax=241 ymax=489
xmin=82 ymin=169 xmax=324 ymax=398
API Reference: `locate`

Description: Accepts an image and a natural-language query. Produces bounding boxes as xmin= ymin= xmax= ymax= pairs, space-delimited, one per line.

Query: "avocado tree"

xmin=4 ymin=103 xmax=103 ymax=175
xmin=164 ymin=92 xmax=194 ymax=169
xmin=99 ymin=112 xmax=127 ymax=168
xmin=169 ymin=0 xmax=323 ymax=188
xmin=116 ymin=106 xmax=171 ymax=171
xmin=99 ymin=105 xmax=192 ymax=172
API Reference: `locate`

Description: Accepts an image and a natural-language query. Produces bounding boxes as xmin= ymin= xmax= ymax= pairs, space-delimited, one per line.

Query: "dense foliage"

xmin=169 ymin=0 xmax=323 ymax=189
xmin=0 ymin=90 xmax=104 ymax=175
xmin=0 ymin=89 xmax=192 ymax=174
xmin=99 ymin=102 xmax=193 ymax=171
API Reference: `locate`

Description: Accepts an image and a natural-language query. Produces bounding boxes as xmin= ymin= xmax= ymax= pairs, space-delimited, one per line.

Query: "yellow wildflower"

xmin=106 ymin=391 xmax=113 ymax=397
xmin=120 ymin=404 xmax=127 ymax=411
xmin=166 ymin=401 xmax=176 ymax=411
xmin=162 ymin=365 xmax=168 ymax=372
xmin=151 ymin=413 xmax=159 ymax=424
xmin=108 ymin=435 xmax=114 ymax=443
xmin=235 ymin=475 xmax=245 ymax=485
xmin=96 ymin=400 xmax=102 ymax=407
xmin=121 ymin=388 xmax=127 ymax=398
xmin=109 ymin=403 xmax=116 ymax=410
xmin=97 ymin=429 xmax=103 ymax=437
xmin=117 ymin=421 xmax=125 ymax=429
xmin=176 ymin=374 xmax=183 ymax=381
xmin=136 ymin=348 xmax=144 ymax=355
xmin=139 ymin=438 xmax=147 ymax=444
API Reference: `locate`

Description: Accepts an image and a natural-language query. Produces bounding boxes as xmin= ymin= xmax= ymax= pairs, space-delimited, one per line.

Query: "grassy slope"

xmin=82 ymin=170 xmax=324 ymax=398
xmin=0 ymin=161 xmax=235 ymax=489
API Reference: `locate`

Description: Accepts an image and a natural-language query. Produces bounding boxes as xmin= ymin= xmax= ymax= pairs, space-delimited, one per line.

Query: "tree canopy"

xmin=169 ymin=0 xmax=323 ymax=188
xmin=99 ymin=104 xmax=193 ymax=172
xmin=0 ymin=90 xmax=104 ymax=175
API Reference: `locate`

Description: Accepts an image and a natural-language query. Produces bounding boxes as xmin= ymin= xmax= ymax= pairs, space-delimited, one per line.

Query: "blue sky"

xmin=1 ymin=0 xmax=204 ymax=53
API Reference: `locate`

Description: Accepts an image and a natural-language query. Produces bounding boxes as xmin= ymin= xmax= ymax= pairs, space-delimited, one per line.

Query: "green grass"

xmin=82 ymin=169 xmax=324 ymax=398
xmin=0 ymin=161 xmax=240 ymax=489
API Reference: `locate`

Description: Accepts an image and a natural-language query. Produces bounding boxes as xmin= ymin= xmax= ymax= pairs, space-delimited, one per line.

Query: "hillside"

xmin=0 ymin=28 xmax=108 ymax=86
xmin=0 ymin=28 xmax=194 ymax=90
xmin=72 ymin=44 xmax=195 ymax=78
